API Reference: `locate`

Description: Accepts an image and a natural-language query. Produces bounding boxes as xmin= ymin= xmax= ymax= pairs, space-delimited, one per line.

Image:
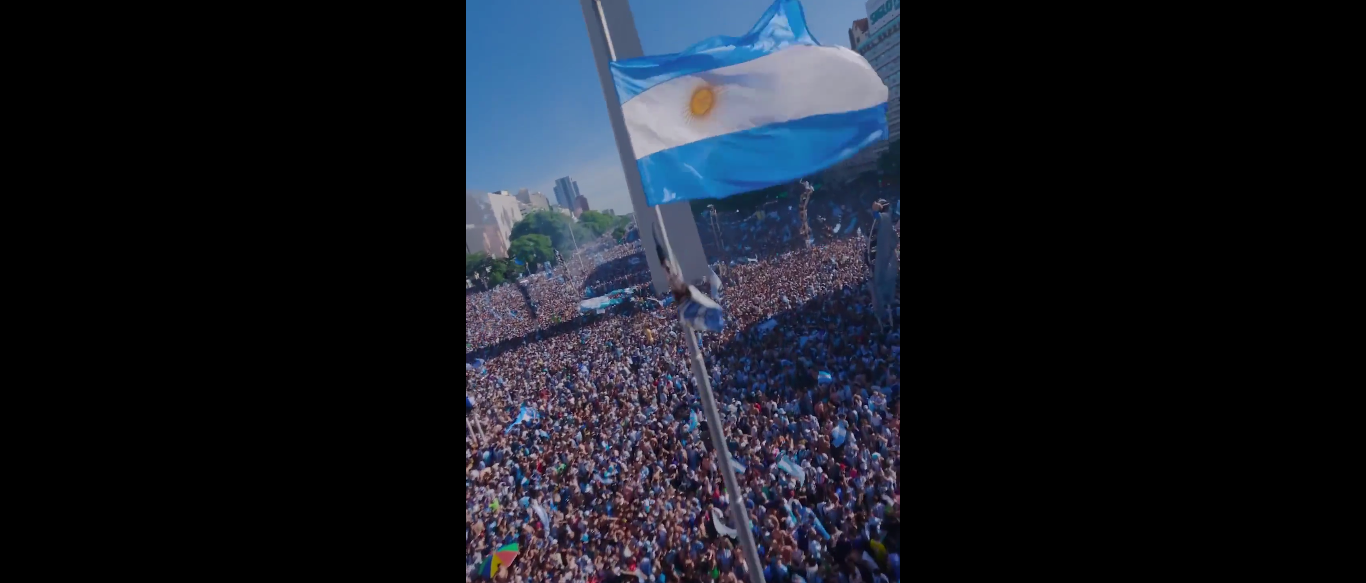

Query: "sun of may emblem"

xmin=688 ymin=84 xmax=716 ymax=119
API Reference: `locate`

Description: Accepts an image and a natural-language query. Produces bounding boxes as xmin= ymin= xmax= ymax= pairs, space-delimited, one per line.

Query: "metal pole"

xmin=592 ymin=3 xmax=764 ymax=581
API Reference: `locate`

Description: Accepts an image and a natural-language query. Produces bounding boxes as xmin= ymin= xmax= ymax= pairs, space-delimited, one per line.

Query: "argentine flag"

xmin=609 ymin=0 xmax=888 ymax=206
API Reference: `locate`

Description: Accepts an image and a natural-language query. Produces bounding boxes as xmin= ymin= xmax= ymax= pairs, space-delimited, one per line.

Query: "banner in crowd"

xmin=579 ymin=288 xmax=637 ymax=313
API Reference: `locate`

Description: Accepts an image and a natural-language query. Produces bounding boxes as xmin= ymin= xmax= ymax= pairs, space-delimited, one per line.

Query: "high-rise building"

xmin=575 ymin=194 xmax=590 ymax=215
xmin=860 ymin=0 xmax=899 ymax=143
xmin=553 ymin=177 xmax=581 ymax=210
xmin=828 ymin=2 xmax=899 ymax=180
xmin=466 ymin=189 xmax=524 ymax=258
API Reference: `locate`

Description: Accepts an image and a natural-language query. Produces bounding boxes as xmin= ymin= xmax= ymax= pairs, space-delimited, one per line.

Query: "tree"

xmin=466 ymin=252 xmax=489 ymax=276
xmin=576 ymin=210 xmax=615 ymax=238
xmin=612 ymin=226 xmax=627 ymax=240
xmin=508 ymin=234 xmax=554 ymax=267
xmin=511 ymin=211 xmax=580 ymax=253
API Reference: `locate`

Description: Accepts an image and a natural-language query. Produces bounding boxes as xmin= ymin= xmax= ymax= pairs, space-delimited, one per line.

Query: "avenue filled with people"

xmin=467 ymin=192 xmax=900 ymax=583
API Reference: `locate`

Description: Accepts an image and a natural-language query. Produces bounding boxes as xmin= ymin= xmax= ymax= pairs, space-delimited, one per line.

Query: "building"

xmin=516 ymin=188 xmax=551 ymax=212
xmin=848 ymin=18 xmax=869 ymax=50
xmin=828 ymin=2 xmax=899 ymax=181
xmin=575 ymin=194 xmax=590 ymax=215
xmin=860 ymin=0 xmax=900 ymax=144
xmin=466 ymin=189 xmax=524 ymax=258
xmin=604 ymin=209 xmax=615 ymax=216
xmin=553 ymin=177 xmax=581 ymax=210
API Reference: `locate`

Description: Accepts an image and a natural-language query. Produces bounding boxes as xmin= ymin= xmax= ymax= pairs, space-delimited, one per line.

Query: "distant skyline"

xmin=465 ymin=0 xmax=868 ymax=216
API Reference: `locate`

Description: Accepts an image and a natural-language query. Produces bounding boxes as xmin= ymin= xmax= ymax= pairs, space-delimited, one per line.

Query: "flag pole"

xmin=591 ymin=3 xmax=764 ymax=581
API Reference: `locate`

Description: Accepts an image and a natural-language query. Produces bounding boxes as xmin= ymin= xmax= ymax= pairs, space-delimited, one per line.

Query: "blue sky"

xmin=465 ymin=0 xmax=869 ymax=215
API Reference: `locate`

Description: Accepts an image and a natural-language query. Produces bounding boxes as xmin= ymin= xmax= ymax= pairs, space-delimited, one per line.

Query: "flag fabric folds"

xmin=776 ymin=456 xmax=805 ymax=484
xmin=533 ymin=501 xmax=551 ymax=529
xmin=711 ymin=507 xmax=739 ymax=539
xmin=729 ymin=455 xmax=747 ymax=473
xmin=505 ymin=406 xmax=539 ymax=432
xmin=680 ymin=287 xmax=725 ymax=333
xmin=608 ymin=0 xmax=889 ymax=207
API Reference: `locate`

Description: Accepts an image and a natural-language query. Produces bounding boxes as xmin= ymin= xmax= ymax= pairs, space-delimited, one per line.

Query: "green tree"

xmin=511 ymin=211 xmax=580 ymax=253
xmin=508 ymin=234 xmax=554 ymax=267
xmin=576 ymin=210 xmax=615 ymax=238
xmin=466 ymin=252 xmax=489 ymax=276
xmin=612 ymin=226 xmax=627 ymax=240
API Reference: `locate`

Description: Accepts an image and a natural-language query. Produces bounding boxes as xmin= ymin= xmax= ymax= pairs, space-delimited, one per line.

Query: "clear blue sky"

xmin=465 ymin=0 xmax=869 ymax=216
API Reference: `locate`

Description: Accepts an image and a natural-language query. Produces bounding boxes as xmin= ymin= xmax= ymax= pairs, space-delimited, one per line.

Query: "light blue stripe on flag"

xmin=638 ymin=105 xmax=887 ymax=206
xmin=730 ymin=456 xmax=747 ymax=473
xmin=608 ymin=0 xmax=818 ymax=104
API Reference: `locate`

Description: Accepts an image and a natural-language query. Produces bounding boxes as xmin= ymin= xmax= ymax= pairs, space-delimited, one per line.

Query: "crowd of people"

xmin=467 ymin=195 xmax=900 ymax=583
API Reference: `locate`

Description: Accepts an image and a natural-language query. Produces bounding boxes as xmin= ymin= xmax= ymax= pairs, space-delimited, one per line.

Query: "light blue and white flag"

xmin=776 ymin=456 xmax=805 ymax=485
xmin=688 ymin=410 xmax=699 ymax=433
xmin=680 ymin=287 xmax=725 ymax=333
xmin=830 ymin=421 xmax=849 ymax=447
xmin=505 ymin=406 xmax=539 ymax=432
xmin=533 ymin=501 xmax=551 ymax=528
xmin=711 ymin=507 xmax=739 ymax=540
xmin=609 ymin=0 xmax=889 ymax=206
xmin=817 ymin=371 xmax=833 ymax=384
xmin=729 ymin=455 xmax=748 ymax=474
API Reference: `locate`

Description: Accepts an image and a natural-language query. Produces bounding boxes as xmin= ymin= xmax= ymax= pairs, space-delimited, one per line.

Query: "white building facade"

xmin=465 ymin=190 xmax=524 ymax=258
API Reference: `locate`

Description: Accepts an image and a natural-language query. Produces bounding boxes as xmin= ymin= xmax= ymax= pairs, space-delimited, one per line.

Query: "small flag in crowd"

xmin=777 ymin=456 xmax=805 ymax=485
xmin=831 ymin=422 xmax=849 ymax=447
xmin=729 ymin=455 xmax=747 ymax=474
xmin=505 ymin=406 xmax=539 ymax=432
xmin=533 ymin=501 xmax=551 ymax=528
xmin=818 ymin=371 xmax=833 ymax=384
xmin=680 ymin=288 xmax=725 ymax=333
xmin=688 ymin=410 xmax=698 ymax=433
xmin=711 ymin=507 xmax=739 ymax=540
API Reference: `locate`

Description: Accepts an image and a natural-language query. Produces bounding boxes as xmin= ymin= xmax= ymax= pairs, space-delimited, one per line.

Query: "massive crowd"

xmin=467 ymin=193 xmax=900 ymax=583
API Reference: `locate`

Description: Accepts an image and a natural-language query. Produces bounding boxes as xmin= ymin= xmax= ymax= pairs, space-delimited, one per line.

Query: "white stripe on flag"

xmin=711 ymin=507 xmax=738 ymax=539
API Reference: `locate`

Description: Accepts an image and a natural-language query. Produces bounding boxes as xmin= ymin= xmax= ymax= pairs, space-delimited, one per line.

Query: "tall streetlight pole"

xmin=584 ymin=3 xmax=765 ymax=581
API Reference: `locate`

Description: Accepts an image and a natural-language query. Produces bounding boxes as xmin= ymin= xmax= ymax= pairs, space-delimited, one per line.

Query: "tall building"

xmin=827 ymin=2 xmax=899 ymax=181
xmin=516 ymin=188 xmax=551 ymax=211
xmin=465 ymin=189 xmax=524 ymax=258
xmin=860 ymin=0 xmax=900 ymax=143
xmin=553 ymin=177 xmax=581 ymax=210
xmin=575 ymin=194 xmax=590 ymax=215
